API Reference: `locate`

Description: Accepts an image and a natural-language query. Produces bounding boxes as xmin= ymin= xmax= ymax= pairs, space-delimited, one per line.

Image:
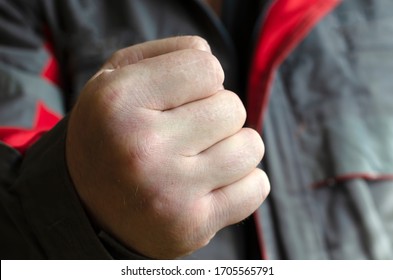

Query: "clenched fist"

xmin=66 ymin=36 xmax=270 ymax=259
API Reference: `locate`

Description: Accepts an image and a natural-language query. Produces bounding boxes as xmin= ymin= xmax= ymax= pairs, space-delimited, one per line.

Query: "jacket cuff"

xmin=14 ymin=116 xmax=146 ymax=259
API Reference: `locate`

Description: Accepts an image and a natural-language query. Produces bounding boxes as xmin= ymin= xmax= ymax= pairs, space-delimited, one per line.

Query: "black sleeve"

xmin=0 ymin=0 xmax=147 ymax=259
xmin=0 ymin=118 xmax=112 ymax=259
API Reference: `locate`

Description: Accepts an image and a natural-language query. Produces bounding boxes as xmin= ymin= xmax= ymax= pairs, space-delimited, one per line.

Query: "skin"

xmin=66 ymin=36 xmax=270 ymax=259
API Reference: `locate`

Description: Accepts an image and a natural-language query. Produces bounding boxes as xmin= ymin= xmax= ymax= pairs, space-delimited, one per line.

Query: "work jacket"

xmin=0 ymin=0 xmax=392 ymax=259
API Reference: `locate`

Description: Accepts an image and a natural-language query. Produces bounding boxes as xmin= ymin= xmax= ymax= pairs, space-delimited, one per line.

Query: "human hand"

xmin=66 ymin=36 xmax=270 ymax=259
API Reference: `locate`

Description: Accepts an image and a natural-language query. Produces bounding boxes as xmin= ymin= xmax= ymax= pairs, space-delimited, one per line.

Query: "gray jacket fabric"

xmin=0 ymin=0 xmax=392 ymax=259
xmin=260 ymin=0 xmax=393 ymax=259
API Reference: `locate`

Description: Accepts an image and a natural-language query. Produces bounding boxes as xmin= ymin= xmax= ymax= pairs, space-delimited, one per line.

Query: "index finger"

xmin=103 ymin=36 xmax=212 ymax=70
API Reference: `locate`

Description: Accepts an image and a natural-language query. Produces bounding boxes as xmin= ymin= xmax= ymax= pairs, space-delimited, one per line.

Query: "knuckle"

xmin=222 ymin=90 xmax=246 ymax=125
xmin=210 ymin=56 xmax=225 ymax=86
xmin=196 ymin=51 xmax=225 ymax=86
xmin=224 ymin=129 xmax=264 ymax=174
xmin=106 ymin=49 xmax=124 ymax=68
xmin=176 ymin=47 xmax=224 ymax=89
xmin=255 ymin=169 xmax=271 ymax=202
xmin=243 ymin=128 xmax=265 ymax=160
xmin=107 ymin=46 xmax=143 ymax=68
xmin=182 ymin=35 xmax=211 ymax=52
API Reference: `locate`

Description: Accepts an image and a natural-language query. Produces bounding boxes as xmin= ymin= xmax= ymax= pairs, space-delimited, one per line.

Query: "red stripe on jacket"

xmin=42 ymin=27 xmax=61 ymax=86
xmin=0 ymin=30 xmax=62 ymax=154
xmin=42 ymin=43 xmax=61 ymax=86
xmin=0 ymin=102 xmax=61 ymax=154
xmin=248 ymin=0 xmax=342 ymax=259
xmin=246 ymin=0 xmax=341 ymax=132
